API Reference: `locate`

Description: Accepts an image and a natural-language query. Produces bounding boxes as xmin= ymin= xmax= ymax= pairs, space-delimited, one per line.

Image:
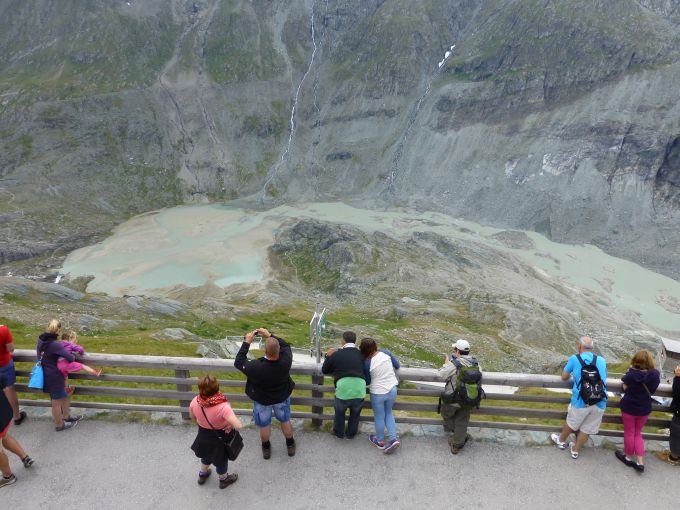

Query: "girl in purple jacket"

xmin=58 ymin=331 xmax=102 ymax=393
xmin=615 ymin=350 xmax=660 ymax=472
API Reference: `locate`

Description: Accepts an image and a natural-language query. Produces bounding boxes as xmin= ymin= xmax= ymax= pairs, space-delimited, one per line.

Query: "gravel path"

xmin=2 ymin=418 xmax=677 ymax=509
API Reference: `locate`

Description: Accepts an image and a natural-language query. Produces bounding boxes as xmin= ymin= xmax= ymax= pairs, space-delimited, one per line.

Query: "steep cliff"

xmin=1 ymin=0 xmax=679 ymax=279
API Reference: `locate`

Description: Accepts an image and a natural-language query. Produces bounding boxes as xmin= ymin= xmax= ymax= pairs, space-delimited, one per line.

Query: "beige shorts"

xmin=566 ymin=404 xmax=605 ymax=435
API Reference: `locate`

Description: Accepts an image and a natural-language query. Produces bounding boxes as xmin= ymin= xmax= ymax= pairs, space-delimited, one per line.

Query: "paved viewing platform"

xmin=3 ymin=417 xmax=678 ymax=509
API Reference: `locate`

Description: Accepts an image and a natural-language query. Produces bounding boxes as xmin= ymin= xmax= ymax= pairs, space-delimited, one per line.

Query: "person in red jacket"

xmin=0 ymin=325 xmax=25 ymax=426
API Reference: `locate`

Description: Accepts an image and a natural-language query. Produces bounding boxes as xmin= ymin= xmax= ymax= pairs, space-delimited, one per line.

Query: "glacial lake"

xmin=61 ymin=202 xmax=680 ymax=333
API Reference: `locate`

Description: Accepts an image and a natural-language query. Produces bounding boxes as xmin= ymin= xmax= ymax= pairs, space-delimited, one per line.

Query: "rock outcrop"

xmin=0 ymin=0 xmax=679 ymax=281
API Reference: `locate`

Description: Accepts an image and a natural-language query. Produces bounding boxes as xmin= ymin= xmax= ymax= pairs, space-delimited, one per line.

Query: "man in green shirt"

xmin=321 ymin=331 xmax=367 ymax=439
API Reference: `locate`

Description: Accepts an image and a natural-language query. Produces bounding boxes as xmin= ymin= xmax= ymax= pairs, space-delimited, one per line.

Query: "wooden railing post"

xmin=175 ymin=369 xmax=191 ymax=420
xmin=311 ymin=374 xmax=324 ymax=427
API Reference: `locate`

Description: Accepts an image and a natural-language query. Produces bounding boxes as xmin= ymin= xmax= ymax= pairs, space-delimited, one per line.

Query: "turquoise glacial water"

xmin=61 ymin=202 xmax=680 ymax=333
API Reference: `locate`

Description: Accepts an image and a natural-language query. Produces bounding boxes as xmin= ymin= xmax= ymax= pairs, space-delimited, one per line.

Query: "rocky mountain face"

xmin=1 ymin=0 xmax=680 ymax=280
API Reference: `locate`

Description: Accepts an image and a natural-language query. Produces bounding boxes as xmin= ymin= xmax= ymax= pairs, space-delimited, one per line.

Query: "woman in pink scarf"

xmin=189 ymin=375 xmax=242 ymax=489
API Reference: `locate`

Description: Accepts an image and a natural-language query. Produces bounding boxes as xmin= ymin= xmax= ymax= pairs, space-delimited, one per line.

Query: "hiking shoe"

xmin=615 ymin=450 xmax=635 ymax=468
xmin=262 ymin=442 xmax=271 ymax=460
xmin=286 ymin=440 xmax=296 ymax=457
xmin=655 ymin=450 xmax=680 ymax=466
xmin=383 ymin=438 xmax=401 ymax=454
xmin=568 ymin=442 xmax=578 ymax=459
xmin=550 ymin=433 xmax=567 ymax=449
xmin=369 ymin=434 xmax=385 ymax=449
xmin=13 ymin=411 xmax=26 ymax=426
xmin=65 ymin=415 xmax=83 ymax=423
xmin=21 ymin=456 xmax=34 ymax=469
xmin=55 ymin=421 xmax=77 ymax=432
xmin=450 ymin=443 xmax=465 ymax=455
xmin=0 ymin=474 xmax=17 ymax=489
xmin=197 ymin=468 xmax=211 ymax=485
xmin=219 ymin=473 xmax=238 ymax=489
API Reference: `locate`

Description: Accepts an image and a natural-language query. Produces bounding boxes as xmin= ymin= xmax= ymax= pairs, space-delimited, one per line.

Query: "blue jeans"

xmin=252 ymin=397 xmax=291 ymax=427
xmin=371 ymin=386 xmax=398 ymax=441
xmin=333 ymin=397 xmax=364 ymax=438
xmin=200 ymin=458 xmax=227 ymax=475
xmin=0 ymin=360 xmax=17 ymax=387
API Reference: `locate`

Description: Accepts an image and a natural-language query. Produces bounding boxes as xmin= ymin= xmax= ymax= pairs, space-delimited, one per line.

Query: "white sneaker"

xmin=568 ymin=441 xmax=579 ymax=459
xmin=550 ymin=433 xmax=567 ymax=449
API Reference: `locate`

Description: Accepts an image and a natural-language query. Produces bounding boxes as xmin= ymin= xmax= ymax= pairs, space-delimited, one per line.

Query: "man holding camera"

xmin=321 ymin=331 xmax=366 ymax=439
xmin=235 ymin=328 xmax=296 ymax=459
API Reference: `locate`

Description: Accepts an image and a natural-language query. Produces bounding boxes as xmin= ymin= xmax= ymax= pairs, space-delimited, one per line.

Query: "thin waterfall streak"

xmin=387 ymin=44 xmax=457 ymax=192
xmin=260 ymin=1 xmax=319 ymax=201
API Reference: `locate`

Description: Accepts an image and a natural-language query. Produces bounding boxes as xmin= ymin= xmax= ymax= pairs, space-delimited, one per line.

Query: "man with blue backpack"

xmin=551 ymin=336 xmax=607 ymax=459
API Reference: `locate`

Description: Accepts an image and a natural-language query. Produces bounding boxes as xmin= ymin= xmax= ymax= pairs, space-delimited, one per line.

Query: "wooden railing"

xmin=12 ymin=350 xmax=674 ymax=440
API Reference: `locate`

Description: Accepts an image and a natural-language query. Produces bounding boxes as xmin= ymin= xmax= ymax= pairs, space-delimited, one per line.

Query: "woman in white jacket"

xmin=360 ymin=338 xmax=401 ymax=454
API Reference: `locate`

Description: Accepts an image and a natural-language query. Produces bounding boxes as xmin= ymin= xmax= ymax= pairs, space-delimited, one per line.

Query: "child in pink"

xmin=57 ymin=331 xmax=102 ymax=390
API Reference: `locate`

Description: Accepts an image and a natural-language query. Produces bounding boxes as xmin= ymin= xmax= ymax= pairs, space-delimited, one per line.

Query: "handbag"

xmin=200 ymin=406 xmax=244 ymax=461
xmin=27 ymin=351 xmax=45 ymax=390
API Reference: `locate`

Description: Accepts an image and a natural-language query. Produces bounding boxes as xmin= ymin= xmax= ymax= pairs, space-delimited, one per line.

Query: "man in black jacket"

xmin=321 ymin=331 xmax=366 ymax=439
xmin=235 ymin=328 xmax=296 ymax=459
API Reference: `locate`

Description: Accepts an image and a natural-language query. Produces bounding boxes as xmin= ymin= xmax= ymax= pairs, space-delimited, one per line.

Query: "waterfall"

xmin=386 ymin=44 xmax=456 ymax=193
xmin=259 ymin=1 xmax=322 ymax=201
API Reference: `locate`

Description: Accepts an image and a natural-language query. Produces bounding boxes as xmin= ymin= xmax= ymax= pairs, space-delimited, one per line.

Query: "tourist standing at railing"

xmin=189 ymin=375 xmax=242 ymax=489
xmin=0 ymin=377 xmax=34 ymax=489
xmin=322 ymin=331 xmax=366 ymax=439
xmin=656 ymin=364 xmax=680 ymax=466
xmin=614 ymin=350 xmax=660 ymax=473
xmin=36 ymin=320 xmax=81 ymax=431
xmin=235 ymin=328 xmax=296 ymax=459
xmin=0 ymin=324 xmax=26 ymax=426
xmin=437 ymin=339 xmax=481 ymax=455
xmin=551 ymin=336 xmax=607 ymax=459
xmin=360 ymin=337 xmax=401 ymax=454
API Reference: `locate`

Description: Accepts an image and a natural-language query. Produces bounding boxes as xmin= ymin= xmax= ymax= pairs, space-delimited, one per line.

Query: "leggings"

xmin=621 ymin=411 xmax=648 ymax=458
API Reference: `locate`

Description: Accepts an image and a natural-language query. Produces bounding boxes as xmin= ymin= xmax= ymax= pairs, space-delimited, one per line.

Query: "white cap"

xmin=453 ymin=339 xmax=470 ymax=352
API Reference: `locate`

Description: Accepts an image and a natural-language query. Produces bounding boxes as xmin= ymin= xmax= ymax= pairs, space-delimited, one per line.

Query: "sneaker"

xmin=615 ymin=450 xmax=635 ymax=468
xmin=21 ymin=456 xmax=34 ymax=469
xmin=286 ymin=440 xmax=296 ymax=457
xmin=13 ymin=411 xmax=26 ymax=426
xmin=55 ymin=421 xmax=77 ymax=432
xmin=550 ymin=433 xmax=567 ymax=449
xmin=369 ymin=434 xmax=385 ymax=449
xmin=262 ymin=442 xmax=271 ymax=460
xmin=383 ymin=438 xmax=401 ymax=454
xmin=568 ymin=442 xmax=579 ymax=459
xmin=655 ymin=450 xmax=680 ymax=466
xmin=0 ymin=474 xmax=17 ymax=489
xmin=65 ymin=415 xmax=83 ymax=423
xmin=197 ymin=468 xmax=211 ymax=485
xmin=219 ymin=473 xmax=238 ymax=489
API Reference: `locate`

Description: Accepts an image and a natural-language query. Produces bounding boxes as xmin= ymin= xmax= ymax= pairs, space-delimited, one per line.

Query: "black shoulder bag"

xmin=200 ymin=406 xmax=244 ymax=461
